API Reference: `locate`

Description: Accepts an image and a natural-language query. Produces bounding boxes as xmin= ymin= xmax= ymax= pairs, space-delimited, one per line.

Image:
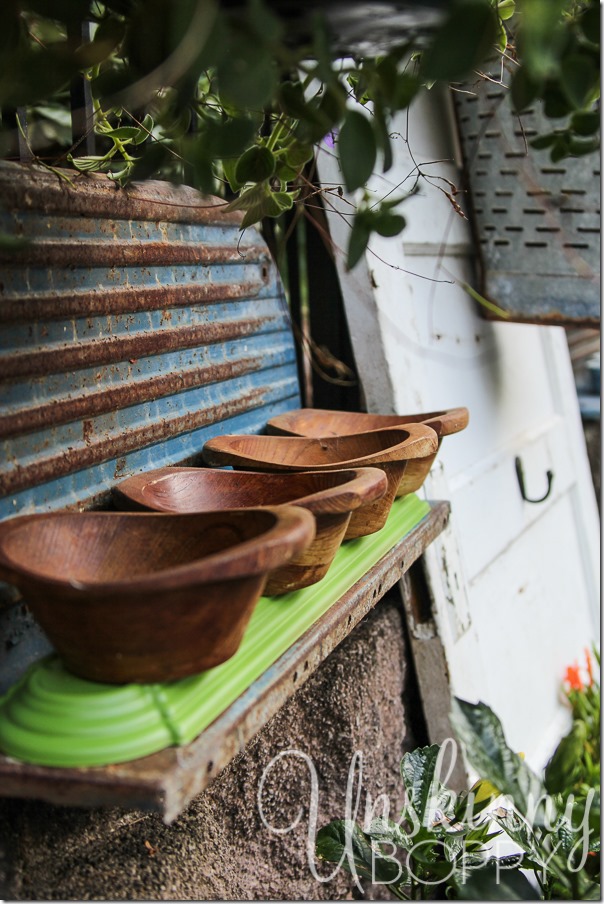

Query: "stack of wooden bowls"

xmin=0 ymin=406 xmax=467 ymax=684
xmin=202 ymin=422 xmax=442 ymax=537
xmin=114 ymin=466 xmax=388 ymax=595
xmin=265 ymin=406 xmax=469 ymax=497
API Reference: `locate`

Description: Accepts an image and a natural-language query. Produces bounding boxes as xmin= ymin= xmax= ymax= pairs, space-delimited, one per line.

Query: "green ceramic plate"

xmin=0 ymin=494 xmax=430 ymax=767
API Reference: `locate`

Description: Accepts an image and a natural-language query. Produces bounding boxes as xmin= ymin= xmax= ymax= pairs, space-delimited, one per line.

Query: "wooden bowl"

xmin=202 ymin=425 xmax=438 ymax=539
xmin=266 ymin=407 xmax=469 ymax=496
xmin=113 ymin=466 xmax=388 ymax=595
xmin=266 ymin=406 xmax=469 ymax=439
xmin=0 ymin=507 xmax=315 ymax=684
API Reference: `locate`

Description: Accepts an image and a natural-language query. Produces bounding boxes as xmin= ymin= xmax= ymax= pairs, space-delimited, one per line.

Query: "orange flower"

xmin=564 ymin=662 xmax=583 ymax=691
xmin=585 ymin=647 xmax=595 ymax=687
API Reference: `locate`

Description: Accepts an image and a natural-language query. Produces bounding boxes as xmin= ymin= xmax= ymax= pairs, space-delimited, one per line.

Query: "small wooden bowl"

xmin=0 ymin=507 xmax=315 ymax=684
xmin=266 ymin=407 xmax=469 ymax=496
xmin=114 ymin=466 xmax=388 ymax=595
xmin=202 ymin=425 xmax=438 ymax=539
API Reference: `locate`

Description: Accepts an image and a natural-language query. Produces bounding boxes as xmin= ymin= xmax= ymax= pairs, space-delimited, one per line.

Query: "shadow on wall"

xmin=566 ymin=328 xmax=600 ymax=512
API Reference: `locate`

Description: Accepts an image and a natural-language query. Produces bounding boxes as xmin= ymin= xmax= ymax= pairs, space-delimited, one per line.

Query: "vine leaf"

xmin=420 ymin=0 xmax=498 ymax=82
xmin=339 ymin=110 xmax=376 ymax=192
xmin=235 ymin=145 xmax=275 ymax=184
xmin=346 ymin=214 xmax=371 ymax=270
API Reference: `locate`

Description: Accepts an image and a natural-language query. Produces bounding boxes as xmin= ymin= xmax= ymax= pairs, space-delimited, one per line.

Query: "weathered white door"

xmin=318 ymin=88 xmax=600 ymax=769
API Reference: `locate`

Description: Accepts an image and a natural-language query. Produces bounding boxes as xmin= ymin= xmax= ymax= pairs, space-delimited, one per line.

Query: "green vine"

xmin=0 ymin=0 xmax=599 ymax=268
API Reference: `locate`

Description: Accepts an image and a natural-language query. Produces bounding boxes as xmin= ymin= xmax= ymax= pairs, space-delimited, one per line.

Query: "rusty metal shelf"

xmin=0 ymin=501 xmax=449 ymax=823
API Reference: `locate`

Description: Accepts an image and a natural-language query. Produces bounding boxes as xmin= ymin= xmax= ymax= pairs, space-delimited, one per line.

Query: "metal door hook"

xmin=515 ymin=456 xmax=554 ymax=504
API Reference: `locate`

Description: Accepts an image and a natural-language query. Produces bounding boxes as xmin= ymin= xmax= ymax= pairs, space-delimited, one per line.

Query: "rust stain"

xmin=483 ymin=307 xmax=599 ymax=328
xmin=0 ymin=355 xmax=264 ymax=439
xmin=0 ymin=387 xmax=269 ymax=497
xmin=0 ymin=281 xmax=266 ymax=325
xmin=1 ymin=317 xmax=277 ymax=379
xmin=113 ymin=458 xmax=127 ymax=479
xmin=0 ymin=162 xmax=247 ymax=226
xmin=0 ymin=242 xmax=270 ymax=268
xmin=82 ymin=419 xmax=94 ymax=445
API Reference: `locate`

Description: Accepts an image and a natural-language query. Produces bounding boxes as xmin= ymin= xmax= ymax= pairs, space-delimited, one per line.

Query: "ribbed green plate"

xmin=0 ymin=495 xmax=429 ymax=767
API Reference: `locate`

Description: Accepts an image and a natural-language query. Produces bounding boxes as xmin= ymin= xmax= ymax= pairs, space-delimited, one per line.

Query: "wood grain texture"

xmin=0 ymin=507 xmax=315 ymax=683
xmin=113 ymin=466 xmax=388 ymax=594
xmin=266 ymin=407 xmax=470 ymax=497
xmin=202 ymin=425 xmax=439 ymax=535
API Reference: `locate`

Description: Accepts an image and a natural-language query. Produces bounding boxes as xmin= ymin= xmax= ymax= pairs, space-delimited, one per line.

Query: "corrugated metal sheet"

xmin=455 ymin=69 xmax=600 ymax=326
xmin=0 ymin=162 xmax=301 ymax=523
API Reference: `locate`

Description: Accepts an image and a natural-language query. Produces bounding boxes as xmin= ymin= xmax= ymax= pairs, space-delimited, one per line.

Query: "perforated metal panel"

xmin=0 ymin=162 xmax=301 ymax=524
xmin=455 ymin=70 xmax=600 ymax=325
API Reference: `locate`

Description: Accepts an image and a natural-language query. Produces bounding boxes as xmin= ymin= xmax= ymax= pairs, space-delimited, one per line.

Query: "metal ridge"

xmin=0 ymin=162 xmax=245 ymax=225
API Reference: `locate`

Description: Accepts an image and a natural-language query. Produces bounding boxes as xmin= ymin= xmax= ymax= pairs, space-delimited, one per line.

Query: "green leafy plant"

xmin=545 ymin=647 xmax=600 ymax=799
xmin=0 ymin=0 xmax=599 ymax=268
xmin=317 ymin=742 xmax=507 ymax=900
xmin=316 ymin=678 xmax=600 ymax=900
xmin=511 ymin=1 xmax=601 ymax=162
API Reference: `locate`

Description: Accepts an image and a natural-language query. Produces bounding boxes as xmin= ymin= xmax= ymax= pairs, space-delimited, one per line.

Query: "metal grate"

xmin=0 ymin=162 xmax=301 ymax=524
xmin=454 ymin=69 xmax=600 ymax=325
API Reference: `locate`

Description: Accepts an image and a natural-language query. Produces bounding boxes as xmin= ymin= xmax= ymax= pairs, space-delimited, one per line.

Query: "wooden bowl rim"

xmin=114 ymin=465 xmax=388 ymax=515
xmin=266 ymin=406 xmax=469 ymax=437
xmin=0 ymin=506 xmax=315 ymax=593
xmin=203 ymin=423 xmax=439 ymax=469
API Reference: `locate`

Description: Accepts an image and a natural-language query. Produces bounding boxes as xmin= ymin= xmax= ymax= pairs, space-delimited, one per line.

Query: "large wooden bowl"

xmin=266 ymin=407 xmax=469 ymax=496
xmin=202 ymin=425 xmax=438 ymax=539
xmin=0 ymin=507 xmax=315 ymax=684
xmin=113 ymin=466 xmax=388 ymax=595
